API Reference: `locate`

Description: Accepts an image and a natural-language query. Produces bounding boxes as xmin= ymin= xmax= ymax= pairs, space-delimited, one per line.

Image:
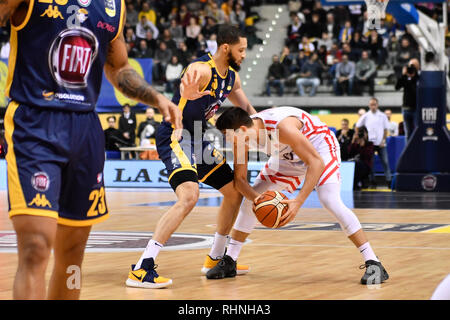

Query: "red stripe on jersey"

xmin=264 ymin=120 xmax=277 ymax=124
xmin=318 ymin=164 xmax=339 ymax=186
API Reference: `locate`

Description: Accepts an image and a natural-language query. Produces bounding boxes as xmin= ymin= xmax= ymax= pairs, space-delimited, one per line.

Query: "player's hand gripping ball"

xmin=253 ymin=191 xmax=288 ymax=228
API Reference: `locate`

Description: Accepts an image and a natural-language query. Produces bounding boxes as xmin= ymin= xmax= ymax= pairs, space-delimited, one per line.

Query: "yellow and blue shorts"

xmin=156 ymin=122 xmax=234 ymax=191
xmin=4 ymin=101 xmax=108 ymax=226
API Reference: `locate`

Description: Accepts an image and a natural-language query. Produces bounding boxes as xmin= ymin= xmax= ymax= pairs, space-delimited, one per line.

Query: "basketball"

xmin=253 ymin=191 xmax=288 ymax=228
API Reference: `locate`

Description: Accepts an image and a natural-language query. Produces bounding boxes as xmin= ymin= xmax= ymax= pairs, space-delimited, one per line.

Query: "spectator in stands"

xmin=350 ymin=31 xmax=367 ymax=58
xmin=394 ymin=37 xmax=419 ymax=79
xmin=384 ymin=109 xmax=399 ymax=136
xmin=305 ymin=13 xmax=324 ymax=39
xmin=165 ymin=55 xmax=183 ymax=93
xmin=312 ymin=1 xmax=327 ymax=23
xmin=325 ymin=12 xmax=340 ymax=40
xmin=333 ymin=54 xmax=355 ymax=96
xmin=169 ymin=18 xmax=184 ymax=46
xmin=139 ymin=2 xmax=157 ymax=25
xmin=287 ymin=12 xmax=305 ymax=51
xmin=186 ymin=17 xmax=202 ymax=52
xmin=266 ymin=54 xmax=285 ymax=96
xmin=355 ymin=97 xmax=392 ymax=187
xmin=175 ymin=41 xmax=191 ymax=68
xmin=317 ymin=44 xmax=329 ymax=66
xmin=367 ymin=30 xmax=386 ymax=67
xmin=124 ymin=27 xmax=137 ymax=49
xmin=161 ymin=28 xmax=177 ymax=52
xmin=145 ymin=29 xmax=158 ymax=52
xmin=291 ymin=49 xmax=308 ymax=73
xmin=329 ymin=42 xmax=342 ymax=62
xmin=280 ymin=46 xmax=294 ymax=74
xmin=327 ymin=57 xmax=340 ymax=85
xmin=221 ymin=0 xmax=234 ymax=18
xmin=153 ymin=41 xmax=173 ymax=83
xmin=177 ymin=4 xmax=192 ymax=27
xmin=119 ymin=104 xmax=137 ymax=148
xmin=355 ymin=50 xmax=376 ymax=96
xmin=395 ymin=58 xmax=420 ymax=141
xmin=339 ymin=20 xmax=353 ymax=44
xmin=336 ymin=118 xmax=355 ymax=161
xmin=342 ymin=42 xmax=359 ymax=62
xmin=230 ymin=3 xmax=246 ymax=29
xmin=126 ymin=2 xmax=139 ymax=28
xmin=104 ymin=116 xmax=123 ymax=152
xmin=317 ymin=32 xmax=333 ymax=52
xmin=136 ymin=15 xmax=159 ymax=41
xmin=348 ymin=126 xmax=374 ymax=190
xmin=202 ymin=16 xmax=219 ymax=39
xmin=296 ymin=52 xmax=322 ymax=97
xmin=207 ymin=1 xmax=227 ymax=24
xmin=132 ymin=39 xmax=153 ymax=59
xmin=206 ymin=33 xmax=218 ymax=55
xmin=299 ymin=36 xmax=315 ymax=56
xmin=137 ymin=107 xmax=160 ymax=147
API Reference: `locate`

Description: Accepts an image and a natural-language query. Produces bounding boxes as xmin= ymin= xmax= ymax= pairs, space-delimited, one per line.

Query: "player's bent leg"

xmin=316 ymin=183 xmax=389 ymax=284
xmin=47 ymin=224 xmax=92 ymax=300
xmin=11 ymin=215 xmax=57 ymax=299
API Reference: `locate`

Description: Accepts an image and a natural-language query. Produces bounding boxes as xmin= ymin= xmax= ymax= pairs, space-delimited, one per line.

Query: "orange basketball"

xmin=253 ymin=191 xmax=288 ymax=228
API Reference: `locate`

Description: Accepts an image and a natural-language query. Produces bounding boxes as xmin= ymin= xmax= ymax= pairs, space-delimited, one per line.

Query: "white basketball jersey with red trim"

xmin=252 ymin=107 xmax=339 ymax=159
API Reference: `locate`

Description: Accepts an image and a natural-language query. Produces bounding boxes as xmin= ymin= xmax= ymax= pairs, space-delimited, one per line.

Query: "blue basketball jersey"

xmin=5 ymin=0 xmax=125 ymax=111
xmin=171 ymin=53 xmax=237 ymax=133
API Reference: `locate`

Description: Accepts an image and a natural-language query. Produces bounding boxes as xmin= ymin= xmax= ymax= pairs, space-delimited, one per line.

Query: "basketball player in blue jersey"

xmin=127 ymin=25 xmax=257 ymax=289
xmin=1 ymin=0 xmax=183 ymax=299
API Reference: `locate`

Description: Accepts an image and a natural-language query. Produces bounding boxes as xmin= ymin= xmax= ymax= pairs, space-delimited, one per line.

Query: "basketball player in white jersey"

xmin=209 ymin=106 xmax=389 ymax=284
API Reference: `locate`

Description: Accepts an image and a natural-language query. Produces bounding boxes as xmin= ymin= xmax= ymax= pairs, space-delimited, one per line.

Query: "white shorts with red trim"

xmin=259 ymin=148 xmax=341 ymax=193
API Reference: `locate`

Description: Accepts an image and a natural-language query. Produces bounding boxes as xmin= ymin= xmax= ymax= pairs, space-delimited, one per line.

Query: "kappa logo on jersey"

xmin=97 ymin=21 xmax=116 ymax=33
xmin=31 ymin=172 xmax=50 ymax=192
xmin=28 ymin=194 xmax=52 ymax=208
xmin=41 ymin=4 xmax=64 ymax=19
xmin=42 ymin=90 xmax=55 ymax=101
xmin=49 ymin=27 xmax=99 ymax=88
xmin=104 ymin=0 xmax=116 ymax=17
xmin=77 ymin=0 xmax=91 ymax=7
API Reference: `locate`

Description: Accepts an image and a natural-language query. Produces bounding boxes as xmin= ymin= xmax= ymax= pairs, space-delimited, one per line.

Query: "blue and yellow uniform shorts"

xmin=156 ymin=122 xmax=234 ymax=191
xmin=4 ymin=101 xmax=109 ymax=226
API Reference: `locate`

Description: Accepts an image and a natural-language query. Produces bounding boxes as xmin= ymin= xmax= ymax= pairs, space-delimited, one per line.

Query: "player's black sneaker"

xmin=360 ymin=260 xmax=389 ymax=285
xmin=206 ymin=255 xmax=237 ymax=279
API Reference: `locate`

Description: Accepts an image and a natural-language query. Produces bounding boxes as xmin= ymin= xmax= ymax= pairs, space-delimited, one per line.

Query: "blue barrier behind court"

xmin=0 ymin=160 xmax=355 ymax=192
xmin=373 ymin=136 xmax=406 ymax=174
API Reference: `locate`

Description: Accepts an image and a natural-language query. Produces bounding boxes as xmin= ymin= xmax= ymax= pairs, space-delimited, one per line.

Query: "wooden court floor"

xmin=1 ymin=189 xmax=450 ymax=300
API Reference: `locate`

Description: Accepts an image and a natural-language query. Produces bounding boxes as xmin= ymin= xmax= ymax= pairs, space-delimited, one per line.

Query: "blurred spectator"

xmin=367 ymin=30 xmax=386 ymax=67
xmin=139 ymin=2 xmax=157 ymax=25
xmin=266 ymin=54 xmax=285 ymax=96
xmin=291 ymin=49 xmax=308 ymax=73
xmin=186 ymin=17 xmax=202 ymax=52
xmin=202 ymin=16 xmax=219 ymax=39
xmin=348 ymin=126 xmax=374 ymax=190
xmin=348 ymin=4 xmax=363 ymax=27
xmin=395 ymin=58 xmax=420 ymax=141
xmin=221 ymin=0 xmax=234 ymax=18
xmin=207 ymin=1 xmax=227 ymax=24
xmin=305 ymin=13 xmax=324 ymax=39
xmin=206 ymin=34 xmax=218 ymax=55
xmin=339 ymin=20 xmax=353 ymax=44
xmin=104 ymin=116 xmax=124 ymax=152
xmin=230 ymin=3 xmax=246 ymax=29
xmin=394 ymin=37 xmax=419 ymax=79
xmin=137 ymin=107 xmax=160 ymax=146
xmin=175 ymin=41 xmax=192 ymax=67
xmin=0 ymin=41 xmax=10 ymax=59
xmin=280 ymin=46 xmax=294 ymax=74
xmin=153 ymin=41 xmax=173 ymax=83
xmin=312 ymin=1 xmax=327 ymax=23
xmin=317 ymin=44 xmax=329 ymax=66
xmin=384 ymin=109 xmax=399 ymax=136
xmin=342 ymin=42 xmax=359 ymax=62
xmin=118 ymin=104 xmax=137 ymax=148
xmin=423 ymin=51 xmax=439 ymax=71
xmin=329 ymin=42 xmax=342 ymax=63
xmin=165 ymin=55 xmax=183 ymax=93
xmin=145 ymin=30 xmax=158 ymax=52
xmin=317 ymin=32 xmax=333 ymax=51
xmin=296 ymin=52 xmax=322 ymax=97
xmin=325 ymin=12 xmax=340 ymax=40
xmin=126 ymin=2 xmax=139 ymax=28
xmin=355 ymin=50 xmax=376 ymax=96
xmin=333 ymin=54 xmax=355 ymax=96
xmin=177 ymin=4 xmax=192 ymax=27
xmin=124 ymin=27 xmax=137 ymax=49
xmin=298 ymin=36 xmax=315 ymax=56
xmin=161 ymin=28 xmax=177 ymax=52
xmin=350 ymin=31 xmax=367 ymax=58
xmin=336 ymin=118 xmax=355 ymax=161
xmin=169 ymin=18 xmax=184 ymax=46
xmin=136 ymin=15 xmax=159 ymax=40
xmin=286 ymin=12 xmax=305 ymax=51
xmin=132 ymin=39 xmax=153 ymax=58
xmin=355 ymin=97 xmax=392 ymax=187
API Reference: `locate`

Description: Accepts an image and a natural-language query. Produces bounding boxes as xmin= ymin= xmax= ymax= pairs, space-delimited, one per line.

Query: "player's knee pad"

xmin=233 ymin=199 xmax=257 ymax=234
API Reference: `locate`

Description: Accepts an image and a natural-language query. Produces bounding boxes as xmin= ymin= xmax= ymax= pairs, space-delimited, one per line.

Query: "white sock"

xmin=358 ymin=242 xmax=379 ymax=262
xmin=226 ymin=238 xmax=244 ymax=261
xmin=209 ymin=232 xmax=229 ymax=259
xmin=134 ymin=239 xmax=163 ymax=270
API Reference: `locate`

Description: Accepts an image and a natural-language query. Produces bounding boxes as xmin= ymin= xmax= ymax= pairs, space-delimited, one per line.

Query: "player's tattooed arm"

xmin=104 ymin=32 xmax=182 ymax=132
xmin=0 ymin=0 xmax=27 ymax=27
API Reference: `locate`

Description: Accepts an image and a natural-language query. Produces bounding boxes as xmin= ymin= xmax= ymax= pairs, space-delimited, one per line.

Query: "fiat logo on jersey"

xmin=31 ymin=172 xmax=50 ymax=192
xmin=48 ymin=27 xmax=99 ymax=89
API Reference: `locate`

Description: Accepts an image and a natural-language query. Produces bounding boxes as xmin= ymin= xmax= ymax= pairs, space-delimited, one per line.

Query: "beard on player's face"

xmin=227 ymin=50 xmax=241 ymax=71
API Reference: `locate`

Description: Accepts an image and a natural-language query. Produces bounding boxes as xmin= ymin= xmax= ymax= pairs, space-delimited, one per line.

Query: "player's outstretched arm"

xmin=227 ymin=73 xmax=257 ymax=115
xmin=277 ymin=117 xmax=325 ymax=227
xmin=0 ymin=0 xmax=28 ymax=27
xmin=233 ymin=135 xmax=260 ymax=201
xmin=104 ymin=32 xmax=182 ymax=132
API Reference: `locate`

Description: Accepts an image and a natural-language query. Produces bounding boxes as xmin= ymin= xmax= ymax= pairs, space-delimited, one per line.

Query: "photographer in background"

xmin=395 ymin=58 xmax=420 ymax=141
xmin=348 ymin=126 xmax=374 ymax=190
